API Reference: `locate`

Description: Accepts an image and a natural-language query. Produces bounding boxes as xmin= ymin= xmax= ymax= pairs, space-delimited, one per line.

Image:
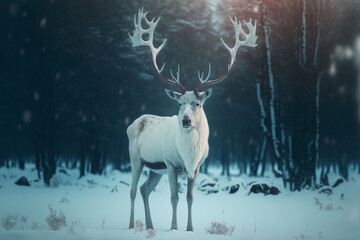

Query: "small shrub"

xmin=68 ymin=220 xmax=85 ymax=234
xmin=1 ymin=214 xmax=17 ymax=231
xmin=68 ymin=221 xmax=77 ymax=234
xmin=20 ymin=216 xmax=27 ymax=223
xmin=46 ymin=205 xmax=66 ymax=230
xmin=146 ymin=229 xmax=156 ymax=238
xmin=135 ymin=220 xmax=144 ymax=232
xmin=60 ymin=197 xmax=69 ymax=203
xmin=314 ymin=198 xmax=323 ymax=210
xmin=325 ymin=203 xmax=333 ymax=210
xmin=51 ymin=177 xmax=60 ymax=188
xmin=31 ymin=222 xmax=39 ymax=230
xmin=101 ymin=218 xmax=105 ymax=229
xmin=293 ymin=233 xmax=307 ymax=240
xmin=205 ymin=222 xmax=235 ymax=236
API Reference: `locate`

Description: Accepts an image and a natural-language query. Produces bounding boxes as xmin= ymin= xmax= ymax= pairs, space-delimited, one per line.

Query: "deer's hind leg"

xmin=140 ymin=170 xmax=162 ymax=229
xmin=129 ymin=147 xmax=144 ymax=229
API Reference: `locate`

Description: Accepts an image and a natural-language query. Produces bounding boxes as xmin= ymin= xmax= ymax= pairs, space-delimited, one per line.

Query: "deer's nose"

xmin=182 ymin=118 xmax=191 ymax=128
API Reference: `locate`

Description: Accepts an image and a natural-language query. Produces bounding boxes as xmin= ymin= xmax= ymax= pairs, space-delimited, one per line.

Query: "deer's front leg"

xmin=186 ymin=168 xmax=198 ymax=231
xmin=168 ymin=163 xmax=179 ymax=230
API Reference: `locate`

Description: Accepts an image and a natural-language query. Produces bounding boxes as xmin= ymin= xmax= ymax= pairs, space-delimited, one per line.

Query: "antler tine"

xmin=129 ymin=8 xmax=186 ymax=94
xmin=194 ymin=16 xmax=257 ymax=97
xmin=197 ymin=62 xmax=211 ymax=84
xmin=170 ymin=64 xmax=181 ymax=83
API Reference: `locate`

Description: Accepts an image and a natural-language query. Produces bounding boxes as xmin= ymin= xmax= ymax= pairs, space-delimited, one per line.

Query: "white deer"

xmin=127 ymin=8 xmax=257 ymax=231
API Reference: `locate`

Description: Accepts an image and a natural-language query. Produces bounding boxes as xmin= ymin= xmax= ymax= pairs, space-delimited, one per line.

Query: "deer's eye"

xmin=196 ymin=103 xmax=200 ymax=106
xmin=179 ymin=103 xmax=182 ymax=106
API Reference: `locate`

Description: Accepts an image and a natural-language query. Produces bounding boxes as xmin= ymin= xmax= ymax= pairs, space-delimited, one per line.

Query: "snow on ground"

xmin=0 ymin=164 xmax=359 ymax=240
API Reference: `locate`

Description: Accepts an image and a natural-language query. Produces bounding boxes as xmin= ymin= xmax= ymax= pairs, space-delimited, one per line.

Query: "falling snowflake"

xmin=338 ymin=86 xmax=346 ymax=95
xmin=40 ymin=18 xmax=47 ymax=28
xmin=124 ymin=117 xmax=130 ymax=125
xmin=23 ymin=110 xmax=32 ymax=124
xmin=34 ymin=91 xmax=40 ymax=101
xmin=55 ymin=72 xmax=61 ymax=80
xmin=9 ymin=3 xmax=18 ymax=15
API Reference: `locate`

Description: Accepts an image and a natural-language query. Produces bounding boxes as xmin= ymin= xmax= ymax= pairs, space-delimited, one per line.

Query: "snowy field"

xmin=0 ymin=164 xmax=359 ymax=240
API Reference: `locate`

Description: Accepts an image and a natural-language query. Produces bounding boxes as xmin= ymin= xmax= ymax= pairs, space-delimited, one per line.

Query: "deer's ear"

xmin=198 ymin=88 xmax=213 ymax=103
xmin=165 ymin=89 xmax=182 ymax=101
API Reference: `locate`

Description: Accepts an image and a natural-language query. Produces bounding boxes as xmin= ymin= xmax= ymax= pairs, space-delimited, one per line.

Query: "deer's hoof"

xmin=187 ymin=226 xmax=194 ymax=232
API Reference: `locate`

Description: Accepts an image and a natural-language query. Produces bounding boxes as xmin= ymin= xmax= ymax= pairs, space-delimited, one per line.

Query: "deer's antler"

xmin=194 ymin=16 xmax=258 ymax=98
xmin=129 ymin=8 xmax=186 ymax=94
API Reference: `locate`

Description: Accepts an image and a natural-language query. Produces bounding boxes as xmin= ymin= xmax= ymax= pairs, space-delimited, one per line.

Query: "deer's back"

xmin=127 ymin=114 xmax=179 ymax=165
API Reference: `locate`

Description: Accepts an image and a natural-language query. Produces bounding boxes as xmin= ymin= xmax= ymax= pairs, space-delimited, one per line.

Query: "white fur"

xmin=127 ymin=91 xmax=211 ymax=178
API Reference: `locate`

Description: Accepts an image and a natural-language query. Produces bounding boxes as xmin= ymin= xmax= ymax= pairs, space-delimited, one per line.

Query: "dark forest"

xmin=0 ymin=0 xmax=359 ymax=191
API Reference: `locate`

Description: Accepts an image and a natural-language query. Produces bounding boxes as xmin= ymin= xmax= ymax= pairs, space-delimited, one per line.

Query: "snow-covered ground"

xmin=0 ymin=164 xmax=359 ymax=240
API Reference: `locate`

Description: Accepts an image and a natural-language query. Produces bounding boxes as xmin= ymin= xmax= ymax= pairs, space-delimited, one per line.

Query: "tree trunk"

xmin=79 ymin=145 xmax=86 ymax=179
xmin=18 ymin=155 xmax=25 ymax=170
xmin=262 ymin=3 xmax=287 ymax=186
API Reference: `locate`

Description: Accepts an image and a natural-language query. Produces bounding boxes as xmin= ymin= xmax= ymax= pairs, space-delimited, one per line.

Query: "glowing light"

xmin=344 ymin=47 xmax=353 ymax=59
xmin=329 ymin=62 xmax=336 ymax=76
xmin=253 ymin=5 xmax=259 ymax=13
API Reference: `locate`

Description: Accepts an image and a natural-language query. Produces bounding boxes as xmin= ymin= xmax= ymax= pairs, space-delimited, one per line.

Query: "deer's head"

xmin=129 ymin=8 xmax=257 ymax=130
xmin=165 ymin=89 xmax=212 ymax=130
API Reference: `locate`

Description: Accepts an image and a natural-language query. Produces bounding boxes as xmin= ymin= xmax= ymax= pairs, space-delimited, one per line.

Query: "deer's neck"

xmin=176 ymin=111 xmax=209 ymax=178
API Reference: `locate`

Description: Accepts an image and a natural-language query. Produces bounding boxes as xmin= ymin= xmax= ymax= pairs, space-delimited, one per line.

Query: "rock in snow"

xmin=318 ymin=186 xmax=333 ymax=195
xmin=197 ymin=177 xmax=220 ymax=194
xmin=59 ymin=169 xmax=68 ymax=175
xmin=332 ymin=178 xmax=344 ymax=188
xmin=248 ymin=181 xmax=280 ymax=195
xmin=14 ymin=176 xmax=31 ymax=186
xmin=221 ymin=179 xmax=247 ymax=194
